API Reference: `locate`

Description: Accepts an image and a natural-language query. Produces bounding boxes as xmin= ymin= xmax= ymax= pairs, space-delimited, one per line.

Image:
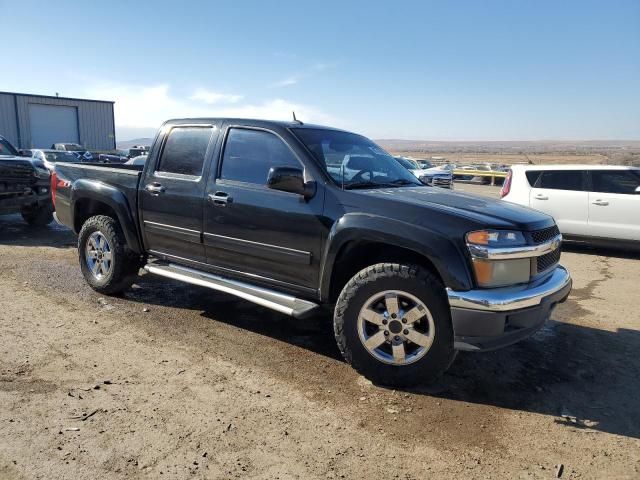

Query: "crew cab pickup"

xmin=0 ymin=135 xmax=54 ymax=225
xmin=52 ymin=119 xmax=572 ymax=386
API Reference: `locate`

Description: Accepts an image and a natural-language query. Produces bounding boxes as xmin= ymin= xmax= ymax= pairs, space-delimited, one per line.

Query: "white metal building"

xmin=0 ymin=91 xmax=116 ymax=150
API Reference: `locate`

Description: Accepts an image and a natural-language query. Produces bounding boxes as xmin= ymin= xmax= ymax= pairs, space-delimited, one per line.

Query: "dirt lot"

xmin=1 ymin=204 xmax=639 ymax=479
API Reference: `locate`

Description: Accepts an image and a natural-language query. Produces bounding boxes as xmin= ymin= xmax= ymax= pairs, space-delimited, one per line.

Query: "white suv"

xmin=501 ymin=165 xmax=640 ymax=247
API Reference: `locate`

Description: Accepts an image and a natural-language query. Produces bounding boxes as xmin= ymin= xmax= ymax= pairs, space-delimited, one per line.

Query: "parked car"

xmin=52 ymin=118 xmax=571 ymax=387
xmin=501 ymin=165 xmax=640 ymax=248
xmin=124 ymin=155 xmax=147 ymax=166
xmin=395 ymin=156 xmax=453 ymax=189
xmin=127 ymin=145 xmax=150 ymax=159
xmin=98 ymin=153 xmax=128 ymax=164
xmin=416 ymin=159 xmax=433 ymax=169
xmin=0 ymin=136 xmax=53 ymax=225
xmin=22 ymin=149 xmax=82 ymax=171
xmin=52 ymin=143 xmax=94 ymax=161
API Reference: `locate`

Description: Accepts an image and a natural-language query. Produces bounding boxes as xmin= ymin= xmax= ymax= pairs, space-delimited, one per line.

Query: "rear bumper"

xmin=447 ymin=265 xmax=572 ymax=351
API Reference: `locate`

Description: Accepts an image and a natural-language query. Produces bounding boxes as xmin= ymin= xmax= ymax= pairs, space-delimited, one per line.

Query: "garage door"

xmin=28 ymin=104 xmax=79 ymax=148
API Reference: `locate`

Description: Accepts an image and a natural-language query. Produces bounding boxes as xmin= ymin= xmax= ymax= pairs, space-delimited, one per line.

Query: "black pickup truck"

xmin=52 ymin=118 xmax=571 ymax=386
xmin=0 ymin=135 xmax=54 ymax=225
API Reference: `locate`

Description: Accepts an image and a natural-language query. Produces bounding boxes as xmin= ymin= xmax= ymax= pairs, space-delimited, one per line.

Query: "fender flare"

xmin=71 ymin=179 xmax=143 ymax=254
xmin=318 ymin=213 xmax=473 ymax=300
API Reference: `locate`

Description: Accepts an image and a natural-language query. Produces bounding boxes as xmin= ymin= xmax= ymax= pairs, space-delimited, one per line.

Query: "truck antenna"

xmin=292 ymin=111 xmax=303 ymax=125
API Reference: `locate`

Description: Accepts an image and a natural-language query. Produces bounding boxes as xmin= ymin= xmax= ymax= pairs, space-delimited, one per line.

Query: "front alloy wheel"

xmin=334 ymin=263 xmax=455 ymax=387
xmin=357 ymin=290 xmax=435 ymax=365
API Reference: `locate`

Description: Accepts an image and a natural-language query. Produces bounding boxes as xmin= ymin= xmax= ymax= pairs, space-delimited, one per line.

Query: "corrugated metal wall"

xmin=0 ymin=92 xmax=115 ymax=150
xmin=0 ymin=93 xmax=19 ymax=146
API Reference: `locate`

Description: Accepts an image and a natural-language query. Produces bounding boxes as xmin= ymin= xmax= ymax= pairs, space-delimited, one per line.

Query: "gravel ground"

xmin=0 ymin=207 xmax=639 ymax=479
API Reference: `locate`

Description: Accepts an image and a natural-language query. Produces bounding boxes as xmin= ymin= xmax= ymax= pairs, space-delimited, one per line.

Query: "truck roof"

xmin=163 ymin=117 xmax=349 ymax=133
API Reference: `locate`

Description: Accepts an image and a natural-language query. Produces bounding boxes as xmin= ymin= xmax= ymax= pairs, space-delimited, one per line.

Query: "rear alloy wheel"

xmin=334 ymin=263 xmax=456 ymax=387
xmin=85 ymin=231 xmax=113 ymax=280
xmin=78 ymin=215 xmax=140 ymax=295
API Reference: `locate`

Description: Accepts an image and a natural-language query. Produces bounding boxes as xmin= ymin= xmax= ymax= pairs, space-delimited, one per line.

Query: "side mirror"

xmin=267 ymin=166 xmax=315 ymax=198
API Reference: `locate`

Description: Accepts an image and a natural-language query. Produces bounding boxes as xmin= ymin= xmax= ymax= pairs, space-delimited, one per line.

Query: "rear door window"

xmin=590 ymin=170 xmax=640 ymax=194
xmin=156 ymin=126 xmax=214 ymax=177
xmin=534 ymin=170 xmax=585 ymax=191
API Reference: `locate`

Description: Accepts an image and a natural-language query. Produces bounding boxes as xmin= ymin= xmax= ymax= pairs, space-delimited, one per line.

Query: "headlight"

xmin=466 ymin=230 xmax=530 ymax=287
xmin=466 ymin=230 xmax=526 ymax=247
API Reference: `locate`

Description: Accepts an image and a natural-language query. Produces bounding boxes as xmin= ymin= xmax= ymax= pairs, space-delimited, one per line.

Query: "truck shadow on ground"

xmin=127 ymin=275 xmax=640 ymax=441
xmin=0 ymin=214 xmax=76 ymax=248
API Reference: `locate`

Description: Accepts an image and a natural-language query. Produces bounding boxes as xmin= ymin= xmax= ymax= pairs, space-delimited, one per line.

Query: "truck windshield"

xmin=292 ymin=128 xmax=422 ymax=189
xmin=0 ymin=138 xmax=19 ymax=156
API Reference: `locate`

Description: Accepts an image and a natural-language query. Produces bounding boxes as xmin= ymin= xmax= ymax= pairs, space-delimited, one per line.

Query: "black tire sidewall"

xmin=335 ymin=265 xmax=455 ymax=387
xmin=78 ymin=215 xmax=137 ymax=294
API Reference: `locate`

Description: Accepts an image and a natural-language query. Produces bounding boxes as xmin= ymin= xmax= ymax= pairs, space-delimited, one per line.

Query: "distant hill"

xmin=117 ymin=138 xmax=153 ymax=150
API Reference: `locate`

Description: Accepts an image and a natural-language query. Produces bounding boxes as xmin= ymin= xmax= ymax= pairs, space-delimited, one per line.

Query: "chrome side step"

xmin=143 ymin=263 xmax=319 ymax=318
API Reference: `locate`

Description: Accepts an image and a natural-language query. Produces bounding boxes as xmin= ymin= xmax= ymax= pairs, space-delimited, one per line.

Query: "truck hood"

xmin=360 ymin=186 xmax=553 ymax=231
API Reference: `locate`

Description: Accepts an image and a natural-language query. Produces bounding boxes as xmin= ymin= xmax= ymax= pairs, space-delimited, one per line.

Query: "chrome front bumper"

xmin=447 ymin=265 xmax=572 ymax=351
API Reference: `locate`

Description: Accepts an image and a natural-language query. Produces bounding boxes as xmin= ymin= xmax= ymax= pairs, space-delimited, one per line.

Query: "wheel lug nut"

xmin=394 ymin=336 xmax=400 ymax=341
xmin=391 ymin=313 xmax=397 ymax=319
xmin=401 ymin=318 xmax=407 ymax=324
xmin=382 ymin=319 xmax=388 ymax=325
xmin=384 ymin=331 xmax=389 ymax=336
xmin=403 ymin=329 xmax=409 ymax=335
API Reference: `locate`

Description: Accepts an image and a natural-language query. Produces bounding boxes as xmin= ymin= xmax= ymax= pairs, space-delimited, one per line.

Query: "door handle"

xmin=591 ymin=200 xmax=609 ymax=206
xmin=534 ymin=194 xmax=548 ymax=200
xmin=208 ymin=191 xmax=233 ymax=206
xmin=145 ymin=183 xmax=165 ymax=195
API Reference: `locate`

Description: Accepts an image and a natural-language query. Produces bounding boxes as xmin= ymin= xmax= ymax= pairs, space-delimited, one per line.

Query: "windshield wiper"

xmin=343 ymin=181 xmax=385 ymax=190
xmin=343 ymin=179 xmax=419 ymax=190
xmin=387 ymin=179 xmax=418 ymax=186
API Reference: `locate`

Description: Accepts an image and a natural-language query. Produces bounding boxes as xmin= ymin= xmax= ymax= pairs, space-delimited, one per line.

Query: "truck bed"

xmin=53 ymin=162 xmax=143 ymax=231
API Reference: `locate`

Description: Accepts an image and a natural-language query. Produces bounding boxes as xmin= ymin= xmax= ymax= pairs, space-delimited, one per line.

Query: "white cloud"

xmin=271 ymin=76 xmax=303 ymax=88
xmin=189 ymin=88 xmax=243 ymax=104
xmin=81 ymin=82 xmax=336 ymax=140
xmin=271 ymin=61 xmax=337 ymax=88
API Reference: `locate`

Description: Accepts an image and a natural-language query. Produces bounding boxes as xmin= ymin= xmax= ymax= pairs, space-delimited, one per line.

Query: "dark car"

xmin=0 ymin=136 xmax=53 ymax=225
xmin=52 ymin=118 xmax=571 ymax=387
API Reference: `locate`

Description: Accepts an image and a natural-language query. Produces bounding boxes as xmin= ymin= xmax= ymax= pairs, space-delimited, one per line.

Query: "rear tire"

xmin=78 ymin=215 xmax=140 ymax=295
xmin=334 ymin=263 xmax=456 ymax=387
xmin=21 ymin=204 xmax=53 ymax=226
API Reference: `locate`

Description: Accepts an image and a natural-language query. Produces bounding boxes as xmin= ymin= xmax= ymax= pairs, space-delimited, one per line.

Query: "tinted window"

xmin=0 ymin=138 xmax=19 ymax=156
xmin=591 ymin=170 xmax=640 ymax=194
xmin=220 ymin=128 xmax=300 ymax=184
xmin=395 ymin=157 xmax=416 ymax=170
xmin=536 ymin=170 xmax=584 ymax=191
xmin=157 ymin=126 xmax=213 ymax=176
xmin=525 ymin=170 xmax=542 ymax=186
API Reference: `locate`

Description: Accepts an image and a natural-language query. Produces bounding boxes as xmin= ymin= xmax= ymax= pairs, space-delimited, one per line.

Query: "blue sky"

xmin=3 ymin=0 xmax=639 ymax=140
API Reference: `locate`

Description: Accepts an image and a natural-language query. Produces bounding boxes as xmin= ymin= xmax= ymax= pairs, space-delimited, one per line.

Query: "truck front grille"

xmin=531 ymin=225 xmax=560 ymax=244
xmin=536 ymin=248 xmax=561 ymax=273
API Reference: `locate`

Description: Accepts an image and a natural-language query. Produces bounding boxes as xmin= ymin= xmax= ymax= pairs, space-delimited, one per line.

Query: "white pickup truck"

xmin=501 ymin=164 xmax=640 ymax=248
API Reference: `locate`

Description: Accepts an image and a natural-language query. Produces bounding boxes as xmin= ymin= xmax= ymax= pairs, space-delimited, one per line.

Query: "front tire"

xmin=334 ymin=263 xmax=456 ymax=387
xmin=78 ymin=215 xmax=140 ymax=295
